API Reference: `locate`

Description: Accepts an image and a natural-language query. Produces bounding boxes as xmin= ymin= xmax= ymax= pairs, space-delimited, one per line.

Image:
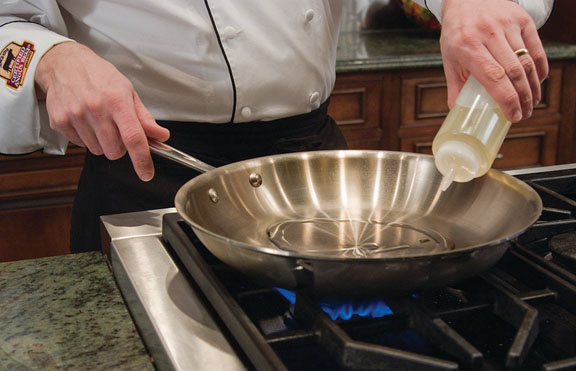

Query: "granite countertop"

xmin=0 ymin=252 xmax=153 ymax=370
xmin=336 ymin=30 xmax=576 ymax=73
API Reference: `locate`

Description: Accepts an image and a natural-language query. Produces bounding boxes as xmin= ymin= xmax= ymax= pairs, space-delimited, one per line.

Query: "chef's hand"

xmin=35 ymin=41 xmax=170 ymax=181
xmin=440 ymin=0 xmax=549 ymax=122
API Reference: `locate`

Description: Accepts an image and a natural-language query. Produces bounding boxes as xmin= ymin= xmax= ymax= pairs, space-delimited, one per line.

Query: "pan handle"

xmin=149 ymin=139 xmax=216 ymax=173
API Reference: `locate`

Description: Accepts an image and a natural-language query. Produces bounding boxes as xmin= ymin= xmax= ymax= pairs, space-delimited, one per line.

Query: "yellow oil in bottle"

xmin=432 ymin=103 xmax=511 ymax=179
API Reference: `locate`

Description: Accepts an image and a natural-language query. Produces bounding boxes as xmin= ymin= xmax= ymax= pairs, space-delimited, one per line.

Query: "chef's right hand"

xmin=439 ymin=0 xmax=548 ymax=123
xmin=35 ymin=41 xmax=170 ymax=181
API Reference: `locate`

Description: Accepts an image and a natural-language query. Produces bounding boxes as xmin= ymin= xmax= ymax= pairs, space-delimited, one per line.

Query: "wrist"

xmin=35 ymin=41 xmax=77 ymax=93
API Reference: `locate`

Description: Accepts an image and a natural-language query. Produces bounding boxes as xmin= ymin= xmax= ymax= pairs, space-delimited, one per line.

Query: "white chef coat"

xmin=422 ymin=0 xmax=553 ymax=27
xmin=0 ymin=0 xmax=553 ymax=155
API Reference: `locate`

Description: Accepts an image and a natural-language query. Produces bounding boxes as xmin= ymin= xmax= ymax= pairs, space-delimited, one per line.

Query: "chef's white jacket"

xmin=0 ymin=0 xmax=554 ymax=155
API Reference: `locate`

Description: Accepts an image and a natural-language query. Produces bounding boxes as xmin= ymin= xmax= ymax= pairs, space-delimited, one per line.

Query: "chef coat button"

xmin=221 ymin=26 xmax=238 ymax=39
xmin=304 ymin=9 xmax=315 ymax=22
xmin=309 ymin=91 xmax=320 ymax=107
xmin=241 ymin=106 xmax=252 ymax=119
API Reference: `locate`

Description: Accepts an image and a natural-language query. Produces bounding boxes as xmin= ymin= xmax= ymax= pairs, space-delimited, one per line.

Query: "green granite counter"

xmin=336 ymin=30 xmax=576 ymax=73
xmin=0 ymin=252 xmax=152 ymax=370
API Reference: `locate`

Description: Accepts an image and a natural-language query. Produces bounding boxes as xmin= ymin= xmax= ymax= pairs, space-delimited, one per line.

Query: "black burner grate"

xmin=513 ymin=173 xmax=576 ymax=288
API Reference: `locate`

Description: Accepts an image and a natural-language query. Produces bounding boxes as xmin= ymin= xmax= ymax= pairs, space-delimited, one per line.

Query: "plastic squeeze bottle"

xmin=432 ymin=76 xmax=511 ymax=191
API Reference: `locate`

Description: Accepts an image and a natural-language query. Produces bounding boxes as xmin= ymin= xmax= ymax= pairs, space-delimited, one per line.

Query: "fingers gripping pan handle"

xmin=149 ymin=139 xmax=216 ymax=173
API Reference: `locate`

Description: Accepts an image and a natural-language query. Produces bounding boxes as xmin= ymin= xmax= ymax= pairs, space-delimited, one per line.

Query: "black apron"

xmin=70 ymin=100 xmax=348 ymax=253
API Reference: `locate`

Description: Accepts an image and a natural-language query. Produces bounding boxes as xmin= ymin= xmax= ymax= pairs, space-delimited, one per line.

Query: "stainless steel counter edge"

xmin=101 ymin=208 xmax=245 ymax=371
xmin=504 ymin=163 xmax=576 ymax=176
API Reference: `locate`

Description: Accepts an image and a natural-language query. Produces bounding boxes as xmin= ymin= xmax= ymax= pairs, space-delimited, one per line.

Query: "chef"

xmin=0 ymin=0 xmax=553 ymax=252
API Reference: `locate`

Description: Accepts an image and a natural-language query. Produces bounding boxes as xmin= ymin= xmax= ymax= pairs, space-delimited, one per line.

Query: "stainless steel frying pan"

xmin=150 ymin=141 xmax=542 ymax=296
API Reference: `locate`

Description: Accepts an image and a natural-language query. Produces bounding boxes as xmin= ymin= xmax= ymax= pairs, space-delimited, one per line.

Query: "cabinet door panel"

xmin=0 ymin=148 xmax=84 ymax=261
xmin=0 ymin=204 xmax=73 ymax=262
xmin=401 ymin=74 xmax=448 ymax=127
xmin=329 ymin=77 xmax=382 ymax=149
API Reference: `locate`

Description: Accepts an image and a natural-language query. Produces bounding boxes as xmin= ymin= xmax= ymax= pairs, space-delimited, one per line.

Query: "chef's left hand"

xmin=440 ymin=0 xmax=549 ymax=123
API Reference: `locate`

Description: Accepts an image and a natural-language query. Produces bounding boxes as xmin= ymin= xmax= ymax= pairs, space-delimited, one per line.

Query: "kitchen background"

xmin=1 ymin=0 xmax=575 ymax=262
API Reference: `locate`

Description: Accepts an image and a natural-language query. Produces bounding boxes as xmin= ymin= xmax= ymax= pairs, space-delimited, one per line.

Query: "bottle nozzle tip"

xmin=440 ymin=168 xmax=455 ymax=192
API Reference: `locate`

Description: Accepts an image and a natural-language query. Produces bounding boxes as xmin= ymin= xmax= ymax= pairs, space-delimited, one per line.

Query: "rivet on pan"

xmin=208 ymin=188 xmax=219 ymax=203
xmin=249 ymin=173 xmax=263 ymax=187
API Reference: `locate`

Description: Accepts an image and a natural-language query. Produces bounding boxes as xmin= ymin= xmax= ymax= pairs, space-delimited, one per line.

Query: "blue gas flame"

xmin=274 ymin=288 xmax=394 ymax=321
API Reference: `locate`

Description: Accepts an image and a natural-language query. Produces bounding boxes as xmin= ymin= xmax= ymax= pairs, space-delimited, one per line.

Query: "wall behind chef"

xmin=0 ymin=0 xmax=553 ymax=253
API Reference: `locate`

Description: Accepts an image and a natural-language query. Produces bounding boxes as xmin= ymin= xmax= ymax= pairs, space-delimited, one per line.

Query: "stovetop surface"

xmin=104 ymin=164 xmax=576 ymax=371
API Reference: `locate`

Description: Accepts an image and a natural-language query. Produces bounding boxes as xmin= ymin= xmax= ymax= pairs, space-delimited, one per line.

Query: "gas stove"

xmin=103 ymin=164 xmax=576 ymax=371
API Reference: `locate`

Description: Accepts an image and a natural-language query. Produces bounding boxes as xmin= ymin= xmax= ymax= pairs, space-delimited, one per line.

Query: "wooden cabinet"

xmin=0 ymin=146 xmax=85 ymax=261
xmin=329 ymin=61 xmax=576 ymax=168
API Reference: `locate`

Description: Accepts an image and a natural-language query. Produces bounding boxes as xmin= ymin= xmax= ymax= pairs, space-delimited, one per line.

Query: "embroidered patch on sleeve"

xmin=0 ymin=41 xmax=35 ymax=90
